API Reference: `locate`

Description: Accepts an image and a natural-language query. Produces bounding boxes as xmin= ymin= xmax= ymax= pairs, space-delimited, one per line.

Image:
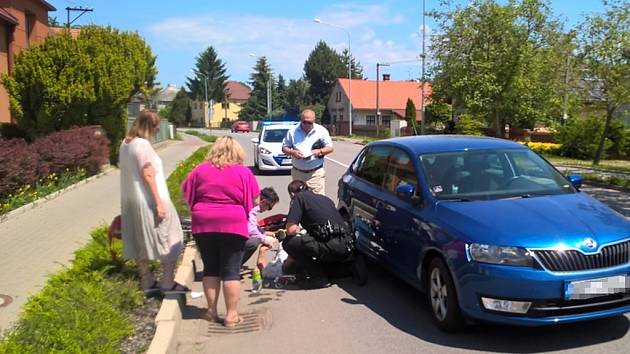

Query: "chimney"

xmin=382 ymin=74 xmax=390 ymax=81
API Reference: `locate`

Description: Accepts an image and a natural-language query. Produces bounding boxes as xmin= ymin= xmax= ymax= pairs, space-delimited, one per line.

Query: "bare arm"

xmin=312 ymin=145 xmax=333 ymax=158
xmin=286 ymin=222 xmax=300 ymax=236
xmin=142 ymin=164 xmax=165 ymax=221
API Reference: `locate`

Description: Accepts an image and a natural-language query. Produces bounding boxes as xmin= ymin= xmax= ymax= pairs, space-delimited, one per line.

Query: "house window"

xmin=221 ymin=102 xmax=230 ymax=109
xmin=366 ymin=115 xmax=376 ymax=125
xmin=336 ymin=92 xmax=341 ymax=102
xmin=382 ymin=115 xmax=391 ymax=127
xmin=339 ymin=114 xmax=343 ymax=121
xmin=333 ymin=114 xmax=337 ymax=121
xmin=26 ymin=13 xmax=35 ymax=47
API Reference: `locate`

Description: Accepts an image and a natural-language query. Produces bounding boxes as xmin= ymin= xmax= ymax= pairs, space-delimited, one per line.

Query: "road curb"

xmin=147 ymin=244 xmax=197 ymax=354
xmin=0 ymin=166 xmax=116 ymax=224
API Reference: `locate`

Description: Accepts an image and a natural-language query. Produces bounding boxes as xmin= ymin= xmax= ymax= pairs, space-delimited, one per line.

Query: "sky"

xmin=47 ymin=0 xmax=607 ymax=89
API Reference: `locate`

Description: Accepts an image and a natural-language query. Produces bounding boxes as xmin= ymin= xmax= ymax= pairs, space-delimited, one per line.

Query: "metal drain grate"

xmin=207 ymin=309 xmax=272 ymax=335
xmin=0 ymin=294 xmax=12 ymax=308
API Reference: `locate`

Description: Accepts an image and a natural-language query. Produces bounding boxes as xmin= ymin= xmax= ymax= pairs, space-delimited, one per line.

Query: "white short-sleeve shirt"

xmin=282 ymin=123 xmax=333 ymax=170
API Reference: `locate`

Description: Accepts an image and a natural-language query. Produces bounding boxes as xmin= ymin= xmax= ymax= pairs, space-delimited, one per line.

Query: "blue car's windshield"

xmin=419 ymin=148 xmax=575 ymax=200
xmin=263 ymin=129 xmax=288 ymax=143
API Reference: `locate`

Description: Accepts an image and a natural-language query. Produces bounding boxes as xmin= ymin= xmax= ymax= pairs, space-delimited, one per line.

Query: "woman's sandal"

xmin=223 ymin=316 xmax=241 ymax=328
xmin=161 ymin=282 xmax=191 ymax=295
xmin=200 ymin=311 xmax=221 ymax=323
xmin=143 ymin=280 xmax=160 ymax=295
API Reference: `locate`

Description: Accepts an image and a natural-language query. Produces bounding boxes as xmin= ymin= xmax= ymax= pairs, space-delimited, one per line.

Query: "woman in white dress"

xmin=119 ymin=110 xmax=188 ymax=294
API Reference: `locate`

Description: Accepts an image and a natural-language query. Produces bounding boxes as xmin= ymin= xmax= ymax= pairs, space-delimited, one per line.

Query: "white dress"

xmin=119 ymin=138 xmax=183 ymax=262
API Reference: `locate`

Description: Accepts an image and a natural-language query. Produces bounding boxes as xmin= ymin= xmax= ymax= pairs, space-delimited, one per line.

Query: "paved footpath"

xmin=0 ymin=135 xmax=206 ymax=331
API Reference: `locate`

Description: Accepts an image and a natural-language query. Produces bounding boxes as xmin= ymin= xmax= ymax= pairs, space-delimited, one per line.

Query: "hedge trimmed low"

xmin=0 ymin=226 xmax=142 ymax=353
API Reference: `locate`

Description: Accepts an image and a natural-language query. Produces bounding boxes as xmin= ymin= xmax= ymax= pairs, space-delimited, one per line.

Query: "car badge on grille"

xmin=582 ymin=238 xmax=597 ymax=251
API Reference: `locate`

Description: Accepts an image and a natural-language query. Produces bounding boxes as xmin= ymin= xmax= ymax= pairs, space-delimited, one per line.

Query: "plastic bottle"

xmin=252 ymin=269 xmax=262 ymax=293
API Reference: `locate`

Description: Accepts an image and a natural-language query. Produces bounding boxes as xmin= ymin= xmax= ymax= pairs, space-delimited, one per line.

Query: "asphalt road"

xmin=181 ymin=129 xmax=630 ymax=354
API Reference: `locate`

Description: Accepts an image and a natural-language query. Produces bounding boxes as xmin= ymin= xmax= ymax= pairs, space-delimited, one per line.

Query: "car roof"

xmin=368 ymin=135 xmax=527 ymax=154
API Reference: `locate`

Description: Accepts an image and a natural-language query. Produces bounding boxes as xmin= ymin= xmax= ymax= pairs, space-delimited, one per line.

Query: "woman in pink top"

xmin=182 ymin=136 xmax=259 ymax=327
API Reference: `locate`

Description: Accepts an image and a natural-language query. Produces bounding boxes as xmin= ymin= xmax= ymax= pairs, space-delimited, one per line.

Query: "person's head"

xmin=127 ymin=110 xmax=161 ymax=140
xmin=207 ymin=136 xmax=245 ymax=169
xmin=259 ymin=187 xmax=279 ymax=212
xmin=300 ymin=109 xmax=316 ymax=133
xmin=288 ymin=180 xmax=308 ymax=199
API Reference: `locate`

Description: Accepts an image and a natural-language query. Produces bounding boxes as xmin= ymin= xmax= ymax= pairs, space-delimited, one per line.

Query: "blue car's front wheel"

xmin=427 ymin=257 xmax=466 ymax=332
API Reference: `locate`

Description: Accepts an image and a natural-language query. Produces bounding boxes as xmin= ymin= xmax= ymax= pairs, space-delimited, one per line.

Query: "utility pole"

xmin=66 ymin=6 xmax=93 ymax=29
xmin=562 ymin=54 xmax=571 ymax=125
xmin=376 ymin=63 xmax=390 ymax=138
xmin=420 ymin=0 xmax=427 ymax=135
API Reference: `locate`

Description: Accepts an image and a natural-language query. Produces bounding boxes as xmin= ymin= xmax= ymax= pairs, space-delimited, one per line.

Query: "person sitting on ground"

xmin=281 ymin=180 xmax=355 ymax=289
xmin=242 ymin=187 xmax=280 ymax=269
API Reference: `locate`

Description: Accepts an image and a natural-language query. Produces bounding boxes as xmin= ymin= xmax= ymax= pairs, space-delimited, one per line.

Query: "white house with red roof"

xmin=327 ymin=77 xmax=431 ymax=136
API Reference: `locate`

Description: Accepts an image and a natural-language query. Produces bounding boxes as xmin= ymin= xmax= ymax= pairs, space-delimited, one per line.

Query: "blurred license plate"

xmin=565 ymin=275 xmax=628 ymax=300
xmin=281 ymin=159 xmax=292 ymax=165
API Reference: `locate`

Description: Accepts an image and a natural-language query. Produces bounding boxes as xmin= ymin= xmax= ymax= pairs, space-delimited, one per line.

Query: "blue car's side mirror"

xmin=396 ymin=183 xmax=415 ymax=201
xmin=567 ymin=174 xmax=583 ymax=189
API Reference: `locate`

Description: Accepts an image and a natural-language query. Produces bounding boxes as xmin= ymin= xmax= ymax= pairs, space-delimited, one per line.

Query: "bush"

xmin=32 ymin=127 xmax=110 ymax=176
xmin=0 ymin=124 xmax=28 ymax=140
xmin=0 ymin=139 xmax=41 ymax=200
xmin=167 ymin=146 xmax=211 ymax=216
xmin=0 ymin=127 xmax=109 ymax=201
xmin=606 ymin=119 xmax=627 ymax=159
xmin=455 ymin=114 xmax=483 ymax=136
xmin=184 ymin=130 xmax=217 ymax=143
xmin=0 ymin=226 xmax=143 ymax=353
xmin=625 ymin=130 xmax=630 ymax=159
xmin=557 ymin=117 xmax=612 ymax=160
xmin=523 ymin=142 xmax=562 ymax=155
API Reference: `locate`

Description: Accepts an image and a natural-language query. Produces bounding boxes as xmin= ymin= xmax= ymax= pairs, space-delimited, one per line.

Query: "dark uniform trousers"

xmin=283 ymin=232 xmax=353 ymax=278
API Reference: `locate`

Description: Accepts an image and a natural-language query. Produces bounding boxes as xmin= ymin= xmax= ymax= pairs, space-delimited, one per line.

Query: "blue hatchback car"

xmin=338 ymin=136 xmax=630 ymax=331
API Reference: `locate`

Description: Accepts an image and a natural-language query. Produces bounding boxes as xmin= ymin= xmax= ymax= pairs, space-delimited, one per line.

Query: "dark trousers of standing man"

xmin=282 ymin=232 xmax=352 ymax=279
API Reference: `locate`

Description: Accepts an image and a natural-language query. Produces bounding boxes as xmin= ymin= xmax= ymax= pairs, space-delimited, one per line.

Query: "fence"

xmin=127 ymin=117 xmax=172 ymax=143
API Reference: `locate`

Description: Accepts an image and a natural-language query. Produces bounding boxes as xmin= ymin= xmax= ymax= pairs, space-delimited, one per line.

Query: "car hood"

xmin=435 ymin=192 xmax=630 ymax=249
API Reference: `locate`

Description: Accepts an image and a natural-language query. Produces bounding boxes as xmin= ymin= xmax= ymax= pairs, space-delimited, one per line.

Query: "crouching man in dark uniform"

xmin=282 ymin=180 xmax=356 ymax=289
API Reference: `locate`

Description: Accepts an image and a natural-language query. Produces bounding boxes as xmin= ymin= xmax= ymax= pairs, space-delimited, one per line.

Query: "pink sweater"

xmin=182 ymin=162 xmax=260 ymax=238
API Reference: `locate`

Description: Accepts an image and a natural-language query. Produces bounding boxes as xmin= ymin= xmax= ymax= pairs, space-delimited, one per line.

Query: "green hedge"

xmin=167 ymin=146 xmax=211 ymax=217
xmin=183 ymin=130 xmax=217 ymax=143
xmin=0 ymin=227 xmax=142 ymax=353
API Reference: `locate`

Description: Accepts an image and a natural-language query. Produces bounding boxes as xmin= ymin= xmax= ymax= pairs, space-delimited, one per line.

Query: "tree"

xmin=48 ymin=16 xmax=60 ymax=27
xmin=276 ymin=74 xmax=288 ymax=112
xmin=169 ymin=88 xmax=192 ymax=127
xmin=2 ymin=26 xmax=157 ymax=163
xmin=303 ymin=41 xmax=346 ymax=105
xmin=404 ymin=98 xmax=417 ymax=134
xmin=239 ymin=57 xmax=276 ymax=121
xmin=425 ymin=102 xmax=453 ymax=127
xmin=578 ymin=0 xmax=630 ymax=164
xmin=284 ymin=79 xmax=310 ymax=116
xmin=340 ymin=48 xmax=364 ymax=79
xmin=430 ymin=0 xmax=572 ymax=137
xmin=186 ymin=46 xmax=229 ymax=103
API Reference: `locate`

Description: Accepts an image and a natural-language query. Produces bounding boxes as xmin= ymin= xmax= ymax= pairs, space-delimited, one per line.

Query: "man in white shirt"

xmin=282 ymin=109 xmax=334 ymax=195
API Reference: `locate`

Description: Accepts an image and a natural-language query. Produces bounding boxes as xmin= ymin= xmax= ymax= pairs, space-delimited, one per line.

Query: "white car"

xmin=251 ymin=121 xmax=299 ymax=171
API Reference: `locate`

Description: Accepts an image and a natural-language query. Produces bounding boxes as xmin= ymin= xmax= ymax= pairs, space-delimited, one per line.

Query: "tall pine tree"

xmin=186 ymin=46 xmax=229 ymax=103
xmin=340 ymin=48 xmax=364 ymax=79
xmin=284 ymin=79 xmax=310 ymax=116
xmin=303 ymin=41 xmax=346 ymax=105
xmin=239 ymin=57 xmax=276 ymax=121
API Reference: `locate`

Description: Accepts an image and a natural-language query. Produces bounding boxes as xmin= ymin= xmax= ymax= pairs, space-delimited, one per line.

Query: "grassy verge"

xmin=167 ymin=146 xmax=211 ymax=217
xmin=577 ymin=173 xmax=630 ymax=190
xmin=0 ymin=226 xmax=143 ymax=353
xmin=1 ymin=168 xmax=88 ymax=216
xmin=546 ymin=156 xmax=630 ymax=174
xmin=183 ymin=130 xmax=217 ymax=143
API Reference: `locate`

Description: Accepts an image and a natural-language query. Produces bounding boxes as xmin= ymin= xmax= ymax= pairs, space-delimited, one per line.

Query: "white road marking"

xmin=325 ymin=156 xmax=349 ymax=169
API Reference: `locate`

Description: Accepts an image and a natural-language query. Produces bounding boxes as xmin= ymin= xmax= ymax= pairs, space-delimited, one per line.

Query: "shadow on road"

xmin=336 ymin=264 xmax=630 ymax=353
xmin=583 ymin=185 xmax=630 ymax=217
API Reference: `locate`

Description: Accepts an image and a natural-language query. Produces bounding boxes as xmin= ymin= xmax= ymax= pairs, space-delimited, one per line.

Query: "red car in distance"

xmin=231 ymin=121 xmax=251 ymax=133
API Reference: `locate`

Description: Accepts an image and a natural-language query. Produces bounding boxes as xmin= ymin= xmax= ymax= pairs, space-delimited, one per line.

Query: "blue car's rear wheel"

xmin=427 ymin=257 xmax=466 ymax=332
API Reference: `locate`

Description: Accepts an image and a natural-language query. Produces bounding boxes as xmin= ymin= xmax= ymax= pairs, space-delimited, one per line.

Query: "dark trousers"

xmin=194 ymin=233 xmax=246 ymax=281
xmin=282 ymin=232 xmax=352 ymax=278
xmin=241 ymin=237 xmax=262 ymax=266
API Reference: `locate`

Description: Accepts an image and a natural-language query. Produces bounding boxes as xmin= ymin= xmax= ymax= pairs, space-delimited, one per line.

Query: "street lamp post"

xmin=193 ymin=71 xmax=210 ymax=128
xmin=314 ymin=17 xmax=352 ymax=136
xmin=249 ymin=53 xmax=272 ymax=118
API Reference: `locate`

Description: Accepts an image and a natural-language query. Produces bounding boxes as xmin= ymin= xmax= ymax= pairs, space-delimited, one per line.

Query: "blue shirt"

xmin=282 ymin=123 xmax=333 ymax=170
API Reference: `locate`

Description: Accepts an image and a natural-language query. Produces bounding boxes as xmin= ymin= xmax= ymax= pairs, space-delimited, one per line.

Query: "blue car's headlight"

xmin=468 ymin=243 xmax=533 ymax=267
